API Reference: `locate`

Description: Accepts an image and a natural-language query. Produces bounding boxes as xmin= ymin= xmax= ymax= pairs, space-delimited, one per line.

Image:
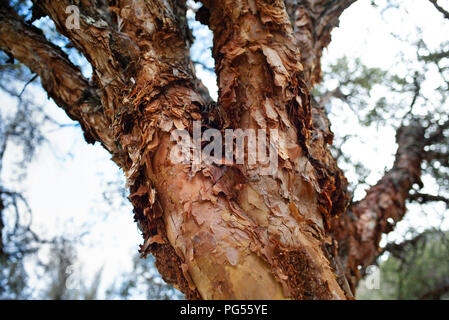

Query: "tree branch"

xmin=2 ymin=0 xmax=215 ymax=299
xmin=331 ymin=121 xmax=426 ymax=292
xmin=285 ymin=0 xmax=357 ymax=86
xmin=198 ymin=0 xmax=351 ymax=299
xmin=428 ymin=0 xmax=449 ymax=20
xmin=34 ymin=0 xmax=212 ymax=105
xmin=32 ymin=0 xmax=140 ymax=88
xmin=380 ymin=232 xmax=428 ymax=260
xmin=0 ymin=3 xmax=116 ymax=152
xmin=408 ymin=192 xmax=449 ymax=206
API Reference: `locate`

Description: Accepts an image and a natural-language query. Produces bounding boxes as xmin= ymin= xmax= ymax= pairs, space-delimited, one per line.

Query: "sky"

xmin=1 ymin=0 xmax=449 ymax=298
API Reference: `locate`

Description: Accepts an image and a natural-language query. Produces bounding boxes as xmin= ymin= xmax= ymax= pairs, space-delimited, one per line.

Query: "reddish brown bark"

xmin=285 ymin=0 xmax=356 ymax=86
xmin=282 ymin=0 xmax=429 ymax=295
xmin=0 ymin=0 xmax=356 ymax=299
xmin=0 ymin=4 xmax=114 ymax=149
xmin=201 ymin=0 xmax=351 ymax=299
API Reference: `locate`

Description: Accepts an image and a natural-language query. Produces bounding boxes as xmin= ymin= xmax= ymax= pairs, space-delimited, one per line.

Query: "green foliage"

xmin=357 ymin=230 xmax=449 ymax=300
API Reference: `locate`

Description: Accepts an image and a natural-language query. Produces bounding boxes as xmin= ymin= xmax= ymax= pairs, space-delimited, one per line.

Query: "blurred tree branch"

xmin=428 ymin=0 xmax=449 ymax=20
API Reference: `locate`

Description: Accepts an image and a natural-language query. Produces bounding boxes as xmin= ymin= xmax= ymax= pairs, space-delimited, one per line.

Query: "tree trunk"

xmin=0 ymin=0 xmax=426 ymax=299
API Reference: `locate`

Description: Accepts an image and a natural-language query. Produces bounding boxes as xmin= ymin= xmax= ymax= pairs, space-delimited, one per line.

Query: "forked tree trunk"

xmin=0 ymin=0 xmax=425 ymax=299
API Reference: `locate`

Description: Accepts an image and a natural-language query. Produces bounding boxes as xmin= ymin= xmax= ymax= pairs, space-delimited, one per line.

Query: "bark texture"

xmin=189 ymin=0 xmax=351 ymax=299
xmin=282 ymin=0 xmax=428 ymax=295
xmin=0 ymin=0 xmax=354 ymax=299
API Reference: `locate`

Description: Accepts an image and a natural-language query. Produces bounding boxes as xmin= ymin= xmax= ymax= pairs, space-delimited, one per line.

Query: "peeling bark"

xmin=285 ymin=0 xmax=356 ymax=87
xmin=0 ymin=4 xmax=115 ymax=149
xmin=331 ymin=122 xmax=426 ymax=292
xmin=0 ymin=0 xmax=353 ymax=299
xmin=1 ymin=0 xmax=203 ymax=298
xmin=0 ymin=0 xmax=422 ymax=301
xmin=281 ymin=0 xmax=429 ymax=295
xmin=198 ymin=0 xmax=350 ymax=299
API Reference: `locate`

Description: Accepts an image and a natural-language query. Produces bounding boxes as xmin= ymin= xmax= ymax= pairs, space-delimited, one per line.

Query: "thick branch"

xmin=331 ymin=121 xmax=426 ymax=292
xmin=0 ymin=4 xmax=115 ymax=151
xmin=80 ymin=0 xmax=290 ymax=300
xmin=32 ymin=0 xmax=139 ymax=88
xmin=1 ymin=0 xmax=214 ymax=299
xmin=428 ymin=0 xmax=449 ymax=20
